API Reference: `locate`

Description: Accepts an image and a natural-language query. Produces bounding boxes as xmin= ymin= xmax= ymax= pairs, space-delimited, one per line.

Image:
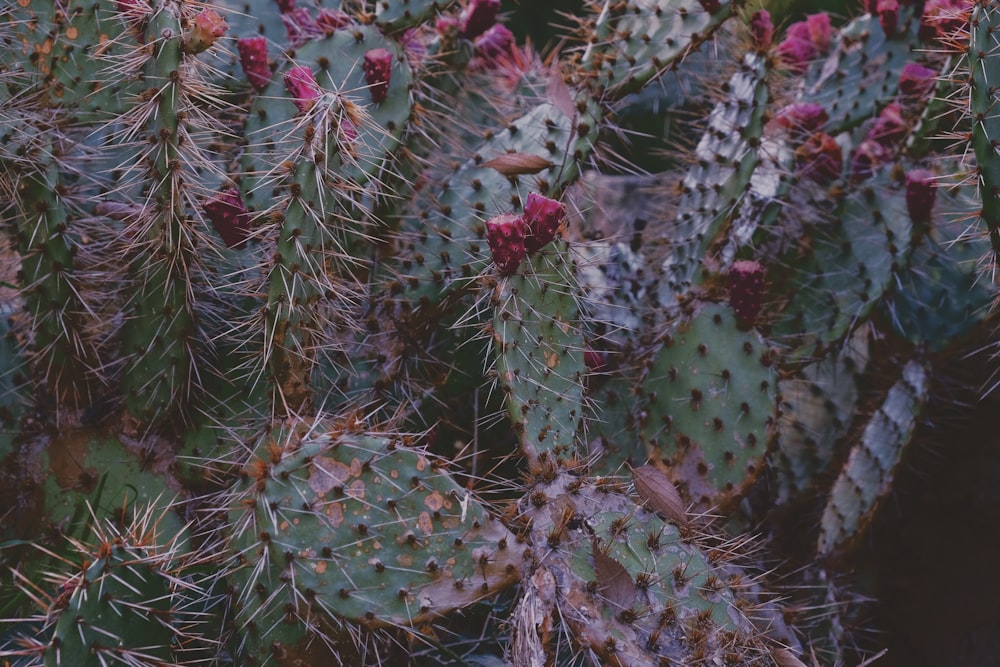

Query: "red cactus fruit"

xmin=475 ymin=24 xmax=514 ymax=61
xmin=867 ymin=102 xmax=907 ymax=149
xmin=283 ymin=7 xmax=324 ymax=46
xmin=522 ymin=193 xmax=566 ymax=254
xmin=876 ymin=0 xmax=899 ymax=36
xmin=184 ymin=9 xmax=226 ymax=54
xmin=905 ymin=169 xmax=937 ymax=223
xmin=899 ymin=62 xmax=937 ymax=100
xmin=728 ymin=260 xmax=766 ymax=327
xmin=795 ymin=132 xmax=842 ymax=183
xmin=486 ymin=213 xmax=527 ymax=275
xmin=363 ymin=48 xmax=393 ymax=104
xmin=276 ymin=0 xmax=295 ymax=12
xmin=806 ymin=12 xmax=832 ymax=51
xmin=775 ymin=103 xmax=829 ymax=140
xmin=697 ymin=0 xmax=721 ymax=13
xmin=460 ymin=0 xmax=501 ymax=40
xmin=238 ymin=38 xmax=271 ymax=91
xmin=749 ymin=10 xmax=774 ymax=49
xmin=204 ymin=189 xmax=251 ymax=249
xmin=284 ymin=66 xmax=321 ymax=114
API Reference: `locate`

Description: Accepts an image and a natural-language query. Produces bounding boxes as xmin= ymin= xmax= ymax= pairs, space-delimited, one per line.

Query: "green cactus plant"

xmin=4 ymin=1 xmax=1000 ymax=665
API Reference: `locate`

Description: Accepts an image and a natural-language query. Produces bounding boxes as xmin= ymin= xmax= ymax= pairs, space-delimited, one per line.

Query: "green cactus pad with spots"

xmin=799 ymin=13 xmax=916 ymax=134
xmin=385 ymin=102 xmax=576 ymax=311
xmin=375 ymin=0 xmax=455 ymax=31
xmin=968 ymin=1 xmax=1000 ymax=262
xmin=637 ymin=302 xmax=778 ymax=509
xmin=225 ymin=425 xmax=524 ymax=655
xmin=771 ymin=174 xmax=913 ymax=350
xmin=580 ymin=0 xmax=738 ymax=99
xmin=817 ymin=359 xmax=928 ymax=556
xmin=492 ymin=249 xmax=587 ymax=463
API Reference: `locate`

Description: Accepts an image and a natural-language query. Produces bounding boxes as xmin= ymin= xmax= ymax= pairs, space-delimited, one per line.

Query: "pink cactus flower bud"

xmin=276 ymin=0 xmax=295 ymax=12
xmin=436 ymin=15 xmax=461 ymax=37
xmin=316 ymin=9 xmax=351 ymax=32
xmin=728 ymin=260 xmax=766 ymax=328
xmin=474 ymin=24 xmax=514 ymax=61
xmin=522 ymin=193 xmax=566 ymax=254
xmin=204 ymin=188 xmax=251 ymax=249
xmin=749 ymin=10 xmax=774 ymax=49
xmin=284 ymin=66 xmax=321 ymax=113
xmin=850 ymin=140 xmax=886 ymax=181
xmin=363 ymin=48 xmax=393 ymax=104
xmin=460 ymin=0 xmax=501 ymax=40
xmin=184 ymin=8 xmax=227 ymax=54
xmin=899 ymin=62 xmax=937 ymax=100
xmin=697 ymin=0 xmax=721 ymax=13
xmin=238 ymin=37 xmax=271 ymax=91
xmin=283 ymin=7 xmax=323 ymax=46
xmin=795 ymin=132 xmax=842 ymax=183
xmin=905 ymin=169 xmax=937 ymax=222
xmin=775 ymin=103 xmax=829 ymax=140
xmin=486 ymin=213 xmax=527 ymax=275
xmin=877 ymin=0 xmax=899 ymax=36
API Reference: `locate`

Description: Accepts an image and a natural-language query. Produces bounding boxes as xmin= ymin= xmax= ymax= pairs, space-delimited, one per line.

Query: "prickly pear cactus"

xmin=3 ymin=1 xmax=1000 ymax=665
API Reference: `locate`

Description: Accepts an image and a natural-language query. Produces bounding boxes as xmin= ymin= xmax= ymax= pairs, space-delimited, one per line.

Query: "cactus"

xmin=5 ymin=1 xmax=1000 ymax=665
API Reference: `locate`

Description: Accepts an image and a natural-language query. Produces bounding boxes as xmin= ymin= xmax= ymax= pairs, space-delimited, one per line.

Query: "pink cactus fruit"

xmin=905 ymin=169 xmax=937 ymax=223
xmin=486 ymin=213 xmax=527 ymax=275
xmin=775 ymin=103 xmax=829 ymax=141
xmin=475 ymin=24 xmax=515 ymax=61
xmin=185 ymin=8 xmax=226 ymax=54
xmin=697 ymin=0 xmax=721 ymax=13
xmin=204 ymin=188 xmax=252 ymax=249
xmin=283 ymin=7 xmax=324 ymax=46
xmin=899 ymin=62 xmax=937 ymax=101
xmin=460 ymin=0 xmax=501 ymax=40
xmin=238 ymin=37 xmax=271 ymax=91
xmin=867 ymin=102 xmax=907 ymax=148
xmin=876 ymin=0 xmax=899 ymax=36
xmin=363 ymin=48 xmax=393 ymax=104
xmin=794 ymin=132 xmax=842 ymax=183
xmin=728 ymin=260 xmax=766 ymax=327
xmin=776 ymin=12 xmax=832 ymax=71
xmin=749 ymin=10 xmax=774 ymax=49
xmin=284 ymin=66 xmax=321 ymax=113
xmin=522 ymin=193 xmax=566 ymax=254
xmin=275 ymin=0 xmax=295 ymax=12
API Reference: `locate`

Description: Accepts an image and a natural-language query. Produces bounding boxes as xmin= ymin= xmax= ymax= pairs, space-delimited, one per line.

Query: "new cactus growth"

xmin=4 ymin=1 xmax=1000 ymax=664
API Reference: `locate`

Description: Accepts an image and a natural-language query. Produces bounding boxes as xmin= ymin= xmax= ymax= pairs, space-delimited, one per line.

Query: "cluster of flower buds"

xmin=486 ymin=193 xmax=567 ymax=275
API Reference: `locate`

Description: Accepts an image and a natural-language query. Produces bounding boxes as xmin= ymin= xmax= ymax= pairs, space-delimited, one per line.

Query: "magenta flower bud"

xmin=283 ymin=7 xmax=323 ymax=46
xmin=184 ymin=9 xmax=227 ymax=54
xmin=275 ymin=0 xmax=295 ymax=12
xmin=522 ymin=193 xmax=566 ymax=254
xmin=776 ymin=25 xmax=817 ymax=72
xmin=363 ymin=48 xmax=393 ymax=104
xmin=728 ymin=260 xmax=766 ymax=328
xmin=474 ymin=24 xmax=514 ymax=61
xmin=795 ymin=132 xmax=842 ymax=183
xmin=877 ymin=0 xmax=899 ymax=36
xmin=204 ymin=188 xmax=251 ymax=249
xmin=460 ymin=0 xmax=501 ymax=40
xmin=919 ymin=0 xmax=967 ymax=43
xmin=486 ymin=213 xmax=527 ymax=275
xmin=775 ymin=103 xmax=829 ymax=139
xmin=284 ymin=66 xmax=321 ymax=113
xmin=850 ymin=140 xmax=886 ymax=181
xmin=867 ymin=102 xmax=906 ymax=149
xmin=905 ymin=169 xmax=937 ymax=222
xmin=238 ymin=37 xmax=271 ymax=91
xmin=899 ymin=62 xmax=937 ymax=100
xmin=806 ymin=12 xmax=832 ymax=52
xmin=749 ymin=10 xmax=774 ymax=49
xmin=697 ymin=0 xmax=721 ymax=13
